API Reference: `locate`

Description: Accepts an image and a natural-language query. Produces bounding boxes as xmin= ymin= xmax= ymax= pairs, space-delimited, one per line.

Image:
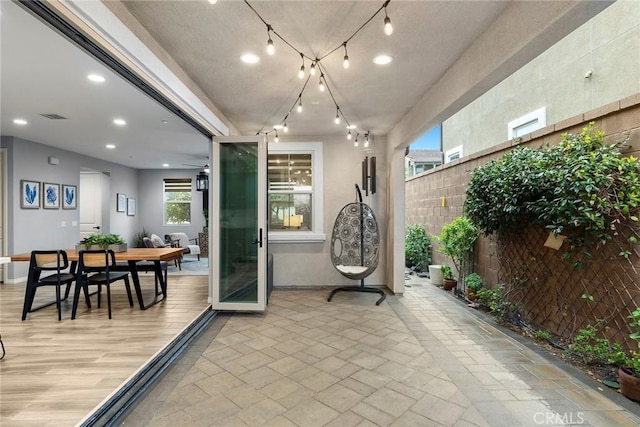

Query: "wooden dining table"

xmin=10 ymin=247 xmax=184 ymax=311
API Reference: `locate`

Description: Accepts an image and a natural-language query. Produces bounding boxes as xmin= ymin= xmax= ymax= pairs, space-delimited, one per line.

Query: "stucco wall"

xmin=443 ymin=0 xmax=640 ymax=158
xmin=407 ymin=94 xmax=640 ymax=286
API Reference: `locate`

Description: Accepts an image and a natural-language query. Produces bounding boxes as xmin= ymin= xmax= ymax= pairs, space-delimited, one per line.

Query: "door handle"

xmin=93 ymin=226 xmax=100 ymax=230
xmin=252 ymin=228 xmax=263 ymax=248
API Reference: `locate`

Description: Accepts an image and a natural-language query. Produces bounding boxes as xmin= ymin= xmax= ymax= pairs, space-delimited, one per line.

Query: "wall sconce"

xmin=196 ymin=171 xmax=209 ymax=191
xmin=283 ymin=214 xmax=303 ymax=228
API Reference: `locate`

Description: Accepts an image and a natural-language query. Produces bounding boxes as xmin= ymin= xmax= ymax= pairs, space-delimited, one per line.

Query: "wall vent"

xmin=40 ymin=113 xmax=67 ymax=120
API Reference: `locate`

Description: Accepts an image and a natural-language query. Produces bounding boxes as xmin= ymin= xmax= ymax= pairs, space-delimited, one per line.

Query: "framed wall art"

xmin=20 ymin=180 xmax=41 ymax=209
xmin=43 ymin=182 xmax=60 ymax=209
xmin=127 ymin=198 xmax=136 ymax=216
xmin=62 ymin=184 xmax=77 ymax=209
xmin=117 ymin=193 xmax=127 ymax=212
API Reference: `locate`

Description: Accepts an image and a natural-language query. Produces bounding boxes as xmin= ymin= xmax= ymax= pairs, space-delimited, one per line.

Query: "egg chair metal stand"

xmin=328 ymin=184 xmax=385 ymax=305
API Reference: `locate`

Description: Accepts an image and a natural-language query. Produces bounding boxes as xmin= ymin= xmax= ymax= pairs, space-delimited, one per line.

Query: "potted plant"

xmin=465 ymin=273 xmax=484 ymax=300
xmin=440 ymin=265 xmax=457 ymax=291
xmin=435 ymin=216 xmax=478 ymax=291
xmin=405 ymin=224 xmax=432 ymax=274
xmin=619 ymin=308 xmax=640 ymax=401
xmin=76 ymin=233 xmax=127 ymax=252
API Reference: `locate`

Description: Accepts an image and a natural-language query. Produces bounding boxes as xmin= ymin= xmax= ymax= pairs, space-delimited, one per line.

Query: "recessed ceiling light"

xmin=106 ymin=144 xmax=116 ymax=149
xmin=162 ymin=163 xmax=170 ymax=167
xmin=373 ymin=55 xmax=393 ymax=65
xmin=161 ymin=120 xmax=168 ymax=124
xmin=113 ymin=119 xmax=126 ymax=126
xmin=13 ymin=118 xmax=27 ymax=125
xmin=241 ymin=53 xmax=260 ymax=64
xmin=88 ymin=74 xmax=105 ymax=83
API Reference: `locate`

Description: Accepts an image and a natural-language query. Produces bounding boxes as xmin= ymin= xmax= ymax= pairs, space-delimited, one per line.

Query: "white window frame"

xmin=163 ymin=178 xmax=193 ymax=226
xmin=508 ymin=106 xmax=546 ymax=139
xmin=445 ymin=145 xmax=463 ymax=163
xmin=268 ymin=142 xmax=325 ymax=243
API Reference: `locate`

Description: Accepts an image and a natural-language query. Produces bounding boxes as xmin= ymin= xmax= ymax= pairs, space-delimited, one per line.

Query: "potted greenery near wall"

xmin=620 ymin=308 xmax=640 ymax=401
xmin=441 ymin=265 xmax=457 ymax=291
xmin=76 ymin=233 xmax=127 ymax=252
xmin=435 ymin=216 xmax=478 ymax=290
xmin=465 ymin=273 xmax=484 ymax=301
xmin=405 ymin=224 xmax=432 ymax=275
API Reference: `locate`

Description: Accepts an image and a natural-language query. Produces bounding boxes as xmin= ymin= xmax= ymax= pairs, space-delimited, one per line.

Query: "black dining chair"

xmin=22 ymin=250 xmax=76 ymax=321
xmin=72 ymin=249 xmax=133 ymax=319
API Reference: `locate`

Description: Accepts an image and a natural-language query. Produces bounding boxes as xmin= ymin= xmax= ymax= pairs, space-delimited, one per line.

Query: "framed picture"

xmin=20 ymin=180 xmax=41 ymax=209
xmin=42 ymin=182 xmax=60 ymax=209
xmin=127 ymin=198 xmax=136 ymax=216
xmin=117 ymin=193 xmax=127 ymax=213
xmin=62 ymin=184 xmax=77 ymax=209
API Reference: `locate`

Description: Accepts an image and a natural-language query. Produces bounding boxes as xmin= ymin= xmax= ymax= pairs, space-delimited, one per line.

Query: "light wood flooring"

xmin=0 ymin=272 xmax=209 ymax=426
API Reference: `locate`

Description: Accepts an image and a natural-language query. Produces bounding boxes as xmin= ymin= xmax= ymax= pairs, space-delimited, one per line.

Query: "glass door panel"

xmin=212 ymin=136 xmax=266 ymax=311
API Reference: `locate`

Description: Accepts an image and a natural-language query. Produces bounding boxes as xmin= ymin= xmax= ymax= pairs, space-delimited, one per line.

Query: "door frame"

xmin=211 ymin=135 xmax=267 ymax=311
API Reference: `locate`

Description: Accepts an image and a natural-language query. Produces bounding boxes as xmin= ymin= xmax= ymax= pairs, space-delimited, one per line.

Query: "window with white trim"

xmin=508 ymin=107 xmax=546 ymax=139
xmin=445 ymin=145 xmax=463 ymax=163
xmin=268 ymin=142 xmax=325 ymax=242
xmin=164 ymin=178 xmax=192 ymax=225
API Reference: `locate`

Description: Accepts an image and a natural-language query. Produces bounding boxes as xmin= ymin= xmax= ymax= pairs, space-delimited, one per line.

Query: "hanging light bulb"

xmin=364 ymin=132 xmax=370 ymax=148
xmin=310 ymin=61 xmax=317 ymax=76
xmin=343 ymin=43 xmax=350 ymax=69
xmin=298 ymin=53 xmax=305 ymax=79
xmin=283 ymin=122 xmax=288 ymax=133
xmin=347 ymin=130 xmax=352 ymax=140
xmin=354 ymin=134 xmax=359 ymax=147
xmin=319 ymin=74 xmax=326 ymax=92
xmin=274 ymin=131 xmax=279 ymax=143
xmin=335 ymin=107 xmax=341 ymax=125
xmin=297 ymin=96 xmax=303 ymax=113
xmin=383 ymin=5 xmax=393 ymax=36
xmin=266 ymin=25 xmax=275 ymax=55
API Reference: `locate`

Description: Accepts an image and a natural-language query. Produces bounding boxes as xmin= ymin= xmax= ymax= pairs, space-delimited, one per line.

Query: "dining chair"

xmin=73 ymin=249 xmax=133 ymax=319
xmin=22 ymin=250 xmax=76 ymax=321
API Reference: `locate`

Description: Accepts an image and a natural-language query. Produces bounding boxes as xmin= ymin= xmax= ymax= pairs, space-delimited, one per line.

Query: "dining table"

xmin=10 ymin=247 xmax=184 ymax=311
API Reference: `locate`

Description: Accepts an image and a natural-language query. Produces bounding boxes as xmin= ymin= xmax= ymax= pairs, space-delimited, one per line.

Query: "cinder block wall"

xmin=406 ymin=93 xmax=640 ymax=287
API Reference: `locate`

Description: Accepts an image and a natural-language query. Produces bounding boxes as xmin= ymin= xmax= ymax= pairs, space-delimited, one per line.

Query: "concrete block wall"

xmin=406 ymin=93 xmax=640 ymax=287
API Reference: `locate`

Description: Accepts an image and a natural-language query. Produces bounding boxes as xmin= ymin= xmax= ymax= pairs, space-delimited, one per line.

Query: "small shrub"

xmin=405 ymin=224 xmax=432 ymax=272
xmin=534 ymin=330 xmax=552 ymax=341
xmin=475 ymin=285 xmax=518 ymax=322
xmin=465 ymin=273 xmax=484 ymax=291
xmin=568 ymin=321 xmax=626 ymax=366
xmin=440 ymin=265 xmax=453 ymax=280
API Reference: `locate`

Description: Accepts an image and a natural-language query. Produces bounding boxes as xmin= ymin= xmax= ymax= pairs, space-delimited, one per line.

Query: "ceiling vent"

xmin=40 ymin=113 xmax=67 ymax=120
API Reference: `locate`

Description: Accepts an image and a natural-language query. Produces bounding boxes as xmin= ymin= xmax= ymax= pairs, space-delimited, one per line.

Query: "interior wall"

xmin=1 ymin=136 xmax=139 ymax=282
xmin=137 ymin=169 xmax=206 ymax=241
xmin=269 ymin=135 xmax=388 ymax=289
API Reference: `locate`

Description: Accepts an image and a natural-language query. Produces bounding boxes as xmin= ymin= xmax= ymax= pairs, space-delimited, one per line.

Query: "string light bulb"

xmin=335 ymin=107 xmax=341 ymax=125
xmin=274 ymin=130 xmax=279 ymax=143
xmin=297 ymin=96 xmax=303 ymax=113
xmin=354 ymin=134 xmax=359 ymax=147
xmin=266 ymin=25 xmax=275 ymax=55
xmin=364 ymin=132 xmax=370 ymax=148
xmin=310 ymin=61 xmax=317 ymax=76
xmin=342 ymin=43 xmax=350 ymax=69
xmin=298 ymin=53 xmax=305 ymax=79
xmin=347 ymin=130 xmax=352 ymax=140
xmin=383 ymin=4 xmax=393 ymax=36
xmin=319 ymin=74 xmax=326 ymax=92
xmin=283 ymin=122 xmax=288 ymax=133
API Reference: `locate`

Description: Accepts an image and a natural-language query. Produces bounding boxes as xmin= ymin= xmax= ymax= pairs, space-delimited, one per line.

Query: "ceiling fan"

xmin=182 ymin=157 xmax=210 ymax=172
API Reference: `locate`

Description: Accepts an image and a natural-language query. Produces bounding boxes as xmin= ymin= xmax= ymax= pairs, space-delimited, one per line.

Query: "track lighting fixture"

xmin=310 ymin=61 xmax=317 ymax=76
xmin=319 ymin=74 xmax=326 ymax=92
xmin=298 ymin=53 xmax=305 ymax=79
xmin=383 ymin=1 xmax=393 ymax=35
xmin=343 ymin=43 xmax=350 ymax=69
xmin=266 ymin=24 xmax=275 ymax=55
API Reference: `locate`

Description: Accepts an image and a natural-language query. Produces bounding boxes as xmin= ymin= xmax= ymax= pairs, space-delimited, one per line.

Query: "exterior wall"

xmin=269 ymin=135 xmax=388 ymax=289
xmin=443 ymin=0 xmax=640 ymax=157
xmin=1 ymin=136 xmax=139 ymax=282
xmin=407 ymin=94 xmax=640 ymax=286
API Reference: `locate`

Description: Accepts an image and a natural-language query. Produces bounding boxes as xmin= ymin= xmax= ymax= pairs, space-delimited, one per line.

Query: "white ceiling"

xmin=0 ymin=1 xmax=598 ymax=171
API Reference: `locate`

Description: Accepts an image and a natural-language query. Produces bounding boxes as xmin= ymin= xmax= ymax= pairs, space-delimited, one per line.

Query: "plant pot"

xmin=619 ymin=367 xmax=640 ymax=401
xmin=442 ymin=278 xmax=457 ymax=291
xmin=466 ymin=288 xmax=477 ymax=301
xmin=75 ymin=243 xmax=128 ymax=253
xmin=428 ymin=265 xmax=443 ymax=285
